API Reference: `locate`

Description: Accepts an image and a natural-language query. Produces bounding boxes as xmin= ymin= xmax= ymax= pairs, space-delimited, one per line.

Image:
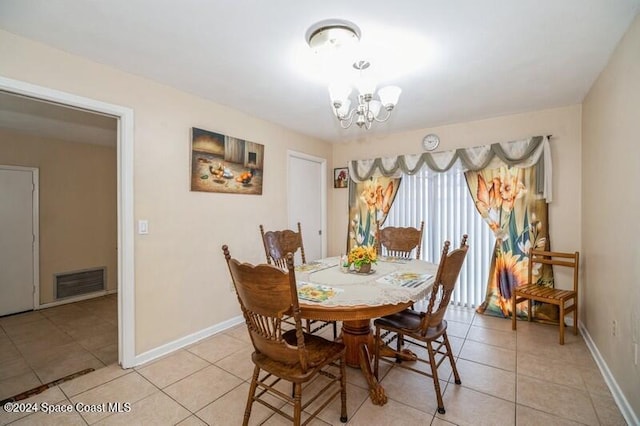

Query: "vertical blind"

xmin=384 ymin=168 xmax=495 ymax=308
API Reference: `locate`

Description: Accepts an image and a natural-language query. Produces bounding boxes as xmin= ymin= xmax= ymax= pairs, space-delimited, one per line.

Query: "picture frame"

xmin=334 ymin=167 xmax=349 ymax=189
xmin=190 ymin=127 xmax=264 ymax=195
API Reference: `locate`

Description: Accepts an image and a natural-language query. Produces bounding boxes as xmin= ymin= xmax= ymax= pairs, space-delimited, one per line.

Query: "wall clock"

xmin=422 ymin=133 xmax=440 ymax=151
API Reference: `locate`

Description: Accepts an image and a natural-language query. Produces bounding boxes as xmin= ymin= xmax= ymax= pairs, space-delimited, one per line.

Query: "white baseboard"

xmin=131 ymin=315 xmax=244 ymax=367
xmin=580 ymin=321 xmax=639 ymax=425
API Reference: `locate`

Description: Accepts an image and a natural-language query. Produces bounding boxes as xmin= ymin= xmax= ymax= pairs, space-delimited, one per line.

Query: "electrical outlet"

xmin=612 ymin=320 xmax=617 ymax=336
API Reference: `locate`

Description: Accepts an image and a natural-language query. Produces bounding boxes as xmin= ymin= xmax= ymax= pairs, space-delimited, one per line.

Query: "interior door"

xmin=0 ymin=166 xmax=38 ymax=316
xmin=288 ymin=153 xmax=326 ymax=262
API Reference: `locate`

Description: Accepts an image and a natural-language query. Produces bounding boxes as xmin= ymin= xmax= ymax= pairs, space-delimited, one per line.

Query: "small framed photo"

xmin=334 ymin=167 xmax=349 ymax=189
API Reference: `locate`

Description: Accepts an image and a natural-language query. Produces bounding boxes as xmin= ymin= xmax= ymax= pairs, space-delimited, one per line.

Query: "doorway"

xmin=0 ymin=76 xmax=135 ymax=369
xmin=287 ymin=151 xmax=327 ymax=262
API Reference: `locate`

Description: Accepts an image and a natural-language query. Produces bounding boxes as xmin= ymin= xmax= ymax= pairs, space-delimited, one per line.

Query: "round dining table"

xmin=294 ymin=256 xmax=437 ymax=405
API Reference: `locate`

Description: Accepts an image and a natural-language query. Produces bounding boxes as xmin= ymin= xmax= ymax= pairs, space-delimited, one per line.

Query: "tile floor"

xmin=0 ymin=294 xmax=118 ymax=404
xmin=0 ymin=300 xmax=628 ymax=425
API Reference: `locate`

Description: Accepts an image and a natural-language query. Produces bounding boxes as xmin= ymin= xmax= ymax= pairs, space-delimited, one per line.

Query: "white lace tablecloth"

xmin=295 ymin=257 xmax=438 ymax=307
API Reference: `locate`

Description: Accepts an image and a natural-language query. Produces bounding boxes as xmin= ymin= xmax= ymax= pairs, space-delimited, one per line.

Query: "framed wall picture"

xmin=334 ymin=167 xmax=349 ymax=188
xmin=190 ymin=127 xmax=264 ymax=195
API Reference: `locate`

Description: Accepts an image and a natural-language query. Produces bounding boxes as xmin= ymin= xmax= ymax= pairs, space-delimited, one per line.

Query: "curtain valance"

xmin=348 ymin=135 xmax=552 ymax=202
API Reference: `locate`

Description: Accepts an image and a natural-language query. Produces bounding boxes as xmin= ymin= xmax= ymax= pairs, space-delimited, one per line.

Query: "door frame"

xmin=0 ymin=76 xmax=136 ymax=368
xmin=0 ymin=165 xmax=40 ymax=312
xmin=286 ymin=150 xmax=327 ymax=259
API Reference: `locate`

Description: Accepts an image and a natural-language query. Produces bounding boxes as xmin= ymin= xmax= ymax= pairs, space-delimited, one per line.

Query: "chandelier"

xmin=306 ymin=20 xmax=402 ymax=130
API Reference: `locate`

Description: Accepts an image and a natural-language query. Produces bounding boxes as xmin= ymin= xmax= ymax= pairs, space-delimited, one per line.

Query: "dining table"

xmin=294 ymin=256 xmax=437 ymax=405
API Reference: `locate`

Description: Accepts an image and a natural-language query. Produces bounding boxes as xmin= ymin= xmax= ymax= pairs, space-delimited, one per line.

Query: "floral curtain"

xmin=345 ymin=136 xmax=556 ymax=320
xmin=465 ymin=165 xmax=555 ymax=321
xmin=347 ymin=176 xmax=401 ymax=252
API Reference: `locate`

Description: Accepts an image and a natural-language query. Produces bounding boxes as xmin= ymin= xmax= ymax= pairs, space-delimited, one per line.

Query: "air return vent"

xmin=55 ymin=267 xmax=106 ymax=300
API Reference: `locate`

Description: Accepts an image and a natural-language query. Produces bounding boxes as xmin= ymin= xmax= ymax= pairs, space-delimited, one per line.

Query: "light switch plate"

xmin=138 ymin=220 xmax=149 ymax=234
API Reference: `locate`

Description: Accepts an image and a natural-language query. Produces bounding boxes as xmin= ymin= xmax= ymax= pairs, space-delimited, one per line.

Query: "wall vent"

xmin=55 ymin=267 xmax=106 ymax=300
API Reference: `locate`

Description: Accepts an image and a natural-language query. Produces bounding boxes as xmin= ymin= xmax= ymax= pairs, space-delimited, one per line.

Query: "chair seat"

xmin=515 ymin=284 xmax=576 ymax=303
xmin=374 ymin=310 xmax=447 ymax=340
xmin=253 ymin=331 xmax=345 ymax=382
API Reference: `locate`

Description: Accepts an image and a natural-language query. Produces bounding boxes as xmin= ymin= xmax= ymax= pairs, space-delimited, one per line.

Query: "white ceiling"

xmin=0 ymin=0 xmax=639 ymax=143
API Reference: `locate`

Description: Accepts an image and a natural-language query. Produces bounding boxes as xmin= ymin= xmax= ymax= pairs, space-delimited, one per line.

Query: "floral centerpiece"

xmin=347 ymin=245 xmax=378 ymax=273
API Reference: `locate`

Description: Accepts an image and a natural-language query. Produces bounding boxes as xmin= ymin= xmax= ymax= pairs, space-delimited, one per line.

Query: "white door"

xmin=0 ymin=166 xmax=38 ymax=316
xmin=288 ymin=152 xmax=326 ymax=262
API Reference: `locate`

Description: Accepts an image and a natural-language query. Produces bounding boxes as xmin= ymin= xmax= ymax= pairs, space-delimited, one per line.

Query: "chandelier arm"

xmin=333 ymin=105 xmax=355 ymax=129
xmin=336 ymin=106 xmax=356 ymax=129
xmin=373 ymin=107 xmax=393 ymax=123
xmin=340 ymin=116 xmax=355 ymax=129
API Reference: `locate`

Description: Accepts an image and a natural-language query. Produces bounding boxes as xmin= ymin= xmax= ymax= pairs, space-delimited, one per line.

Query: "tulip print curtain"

xmin=465 ymin=165 xmax=556 ymax=321
xmin=347 ymin=176 xmax=401 ymax=252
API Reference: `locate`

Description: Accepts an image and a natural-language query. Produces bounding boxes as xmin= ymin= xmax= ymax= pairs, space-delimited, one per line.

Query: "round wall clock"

xmin=422 ymin=133 xmax=440 ymax=151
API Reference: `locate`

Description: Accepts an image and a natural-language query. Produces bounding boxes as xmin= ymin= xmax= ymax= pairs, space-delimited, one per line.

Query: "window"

xmin=384 ymin=168 xmax=495 ymax=308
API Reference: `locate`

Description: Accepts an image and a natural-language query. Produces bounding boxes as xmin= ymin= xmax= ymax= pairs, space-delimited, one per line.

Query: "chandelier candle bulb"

xmin=378 ymin=86 xmax=402 ymax=109
xmin=329 ymin=83 xmax=352 ymax=106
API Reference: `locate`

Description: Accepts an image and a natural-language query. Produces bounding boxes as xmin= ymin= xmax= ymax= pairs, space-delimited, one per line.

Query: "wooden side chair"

xmin=260 ymin=223 xmax=338 ymax=340
xmin=222 ymin=246 xmax=347 ymax=426
xmin=512 ymin=249 xmax=580 ymax=345
xmin=373 ymin=235 xmax=468 ymax=415
xmin=376 ymin=221 xmax=425 ymax=259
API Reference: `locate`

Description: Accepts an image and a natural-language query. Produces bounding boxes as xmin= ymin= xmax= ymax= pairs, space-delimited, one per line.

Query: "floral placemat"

xmin=295 ymin=261 xmax=324 ymax=272
xmin=297 ymin=282 xmax=343 ymax=302
xmin=379 ymin=256 xmax=409 ymax=264
xmin=294 ymin=259 xmax=338 ymax=273
xmin=377 ymin=271 xmax=433 ymax=288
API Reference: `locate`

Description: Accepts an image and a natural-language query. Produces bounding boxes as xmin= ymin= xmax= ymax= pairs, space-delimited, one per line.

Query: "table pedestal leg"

xmin=341 ymin=319 xmax=373 ymax=368
xmin=341 ymin=319 xmax=388 ymax=406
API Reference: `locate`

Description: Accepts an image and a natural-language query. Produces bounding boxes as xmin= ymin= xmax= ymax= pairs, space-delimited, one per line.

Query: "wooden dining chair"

xmin=260 ymin=223 xmax=338 ymax=340
xmin=260 ymin=222 xmax=307 ymax=269
xmin=373 ymin=235 xmax=468 ymax=415
xmin=376 ymin=221 xmax=425 ymax=259
xmin=222 ymin=246 xmax=348 ymax=425
xmin=512 ymin=249 xmax=580 ymax=345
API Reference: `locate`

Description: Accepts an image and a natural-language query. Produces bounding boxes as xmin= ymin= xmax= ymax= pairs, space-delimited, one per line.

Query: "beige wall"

xmin=0 ymin=30 xmax=333 ymax=353
xmin=582 ymin=15 xmax=640 ymax=416
xmin=329 ymin=105 xmax=583 ymax=290
xmin=0 ymin=129 xmax=117 ymax=303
